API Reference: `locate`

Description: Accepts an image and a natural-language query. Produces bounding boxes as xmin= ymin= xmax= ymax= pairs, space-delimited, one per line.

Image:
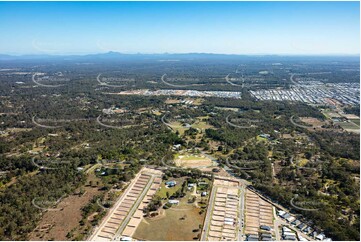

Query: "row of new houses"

xmin=278 ymin=210 xmax=331 ymax=241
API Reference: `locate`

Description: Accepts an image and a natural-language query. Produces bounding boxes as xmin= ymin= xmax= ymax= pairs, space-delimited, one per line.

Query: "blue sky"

xmin=0 ymin=1 xmax=359 ymax=55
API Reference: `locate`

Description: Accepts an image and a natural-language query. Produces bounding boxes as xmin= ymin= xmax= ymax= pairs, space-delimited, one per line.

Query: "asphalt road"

xmin=225 ymin=73 xmax=244 ymax=87
xmin=88 ymin=170 xmax=145 ymax=241
xmin=238 ymin=185 xmax=245 ymax=241
xmin=290 ymin=73 xmax=299 ymax=86
xmin=200 ymin=185 xmax=217 ymax=241
xmin=274 ymin=217 xmax=314 ymax=241
xmin=114 ymin=175 xmax=155 ymax=239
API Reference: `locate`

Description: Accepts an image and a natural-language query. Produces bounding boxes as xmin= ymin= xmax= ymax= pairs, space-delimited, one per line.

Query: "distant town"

xmin=113 ymin=89 xmax=242 ymax=99
xmin=250 ymin=82 xmax=359 ymax=105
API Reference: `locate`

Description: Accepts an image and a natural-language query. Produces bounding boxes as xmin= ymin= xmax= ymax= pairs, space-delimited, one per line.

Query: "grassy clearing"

xmin=133 ymin=206 xmax=204 ymax=241
xmin=338 ymin=122 xmax=359 ymax=130
xmin=350 ymin=119 xmax=360 ymax=126
xmin=133 ymin=186 xmax=206 ymax=241
xmin=152 ymin=110 xmax=162 ymax=116
xmin=192 ymin=98 xmax=204 ymax=105
xmin=298 ymin=158 xmax=309 ymax=166
xmin=192 ymin=121 xmax=213 ymax=131
xmin=167 ymin=115 xmax=214 ymax=137
xmin=256 ymin=135 xmax=268 ymax=142
xmin=168 ymin=121 xmax=187 ymax=135
xmin=155 ymin=177 xmax=185 ymax=199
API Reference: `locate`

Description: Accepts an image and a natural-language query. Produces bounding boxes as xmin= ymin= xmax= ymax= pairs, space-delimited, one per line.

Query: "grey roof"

xmin=247 ymin=234 xmax=259 ymax=239
xmin=261 ymin=233 xmax=272 ymax=238
xmin=297 ymin=223 xmax=307 ymax=229
xmin=261 ymin=237 xmax=272 ymax=241
xmin=282 ymin=213 xmax=291 ymax=219
xmin=291 ymin=219 xmax=300 ymax=225
xmin=260 ymin=225 xmax=271 ymax=231
xmin=247 ymin=238 xmax=259 ymax=241
xmin=283 ymin=235 xmax=296 ymax=240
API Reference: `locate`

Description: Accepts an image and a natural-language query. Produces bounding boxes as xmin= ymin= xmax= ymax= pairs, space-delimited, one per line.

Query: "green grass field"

xmin=168 ymin=121 xmax=187 ymax=135
xmin=339 ymin=122 xmax=359 ymax=130
xmin=256 ymin=135 xmax=268 ymax=142
xmin=350 ymin=119 xmax=360 ymax=127
xmin=155 ymin=177 xmax=185 ymax=199
xmin=133 ymin=193 xmax=204 ymax=241
xmin=192 ymin=117 xmax=213 ymax=130
xmin=168 ymin=116 xmax=214 ymax=135
xmin=133 ymin=207 xmax=204 ymax=241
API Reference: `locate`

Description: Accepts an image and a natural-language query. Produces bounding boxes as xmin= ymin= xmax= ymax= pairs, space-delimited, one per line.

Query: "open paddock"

xmin=133 ymin=197 xmax=204 ymax=241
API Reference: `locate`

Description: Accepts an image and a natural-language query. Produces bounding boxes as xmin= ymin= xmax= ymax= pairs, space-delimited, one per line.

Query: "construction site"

xmin=244 ymin=189 xmax=275 ymax=237
xmin=88 ymin=168 xmax=278 ymax=241
xmin=88 ymin=168 xmax=163 ymax=241
xmin=201 ymin=176 xmax=242 ymax=241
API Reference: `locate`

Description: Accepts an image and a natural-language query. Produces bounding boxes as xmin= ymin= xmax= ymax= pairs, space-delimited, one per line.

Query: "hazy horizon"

xmin=1 ymin=51 xmax=360 ymax=58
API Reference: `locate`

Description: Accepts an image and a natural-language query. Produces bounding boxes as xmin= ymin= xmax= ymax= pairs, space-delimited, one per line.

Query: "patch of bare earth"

xmin=28 ymin=186 xmax=102 ymax=241
xmin=299 ymin=117 xmax=327 ymax=128
xmin=175 ymin=158 xmax=213 ymax=168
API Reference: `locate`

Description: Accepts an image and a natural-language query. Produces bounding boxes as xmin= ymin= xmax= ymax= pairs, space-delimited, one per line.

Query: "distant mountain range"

xmin=0 ymin=52 xmax=359 ymax=61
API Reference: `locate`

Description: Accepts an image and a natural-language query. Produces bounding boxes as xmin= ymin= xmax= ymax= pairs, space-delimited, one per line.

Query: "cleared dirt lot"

xmin=244 ymin=189 xmax=274 ymax=235
xmin=89 ymin=168 xmax=162 ymax=241
xmin=29 ymin=186 xmax=102 ymax=241
xmin=203 ymin=176 xmax=241 ymax=241
xmin=299 ymin=117 xmax=327 ymax=128
xmin=175 ymin=154 xmax=214 ymax=168
xmin=121 ymin=176 xmax=162 ymax=238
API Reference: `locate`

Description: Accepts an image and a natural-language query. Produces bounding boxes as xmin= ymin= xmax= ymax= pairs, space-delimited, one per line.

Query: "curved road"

xmin=225 ymin=73 xmax=244 ymax=87
xmin=290 ymin=73 xmax=299 ymax=86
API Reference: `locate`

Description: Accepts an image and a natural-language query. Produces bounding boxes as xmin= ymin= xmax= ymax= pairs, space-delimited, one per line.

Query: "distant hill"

xmin=0 ymin=52 xmax=359 ymax=62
